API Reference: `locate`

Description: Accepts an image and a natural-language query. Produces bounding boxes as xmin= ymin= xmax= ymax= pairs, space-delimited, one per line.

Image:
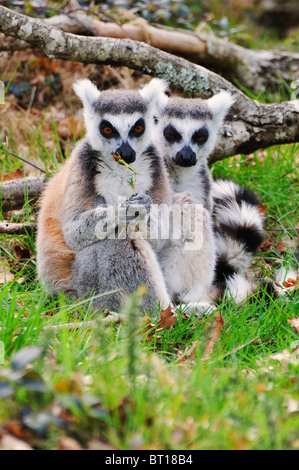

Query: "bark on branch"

xmin=0 ymin=222 xmax=35 ymax=235
xmin=1 ymin=4 xmax=298 ymax=94
xmin=1 ymin=176 xmax=46 ymax=212
xmin=45 ymin=5 xmax=299 ymax=95
xmin=0 ymin=5 xmax=298 ymax=162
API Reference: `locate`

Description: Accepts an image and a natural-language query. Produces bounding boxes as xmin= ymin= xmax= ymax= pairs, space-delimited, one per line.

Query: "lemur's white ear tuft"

xmin=207 ymin=91 xmax=235 ymax=122
xmin=73 ymin=79 xmax=101 ymax=110
xmin=140 ymin=78 xmax=169 ymax=112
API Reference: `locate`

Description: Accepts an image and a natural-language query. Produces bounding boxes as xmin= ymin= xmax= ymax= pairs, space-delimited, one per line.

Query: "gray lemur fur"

xmin=37 ymin=78 xmax=175 ymax=313
xmin=37 ymin=78 xmax=220 ymax=316
xmin=156 ymin=191 xmax=217 ymax=315
xmin=159 ymin=91 xmax=265 ymax=303
xmin=148 ymin=98 xmax=220 ymax=314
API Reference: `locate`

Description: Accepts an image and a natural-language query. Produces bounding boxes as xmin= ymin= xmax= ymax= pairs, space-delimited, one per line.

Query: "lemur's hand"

xmin=123 ymin=193 xmax=152 ymax=222
xmin=171 ymin=191 xmax=197 ymax=206
xmin=118 ymin=193 xmax=152 ymax=240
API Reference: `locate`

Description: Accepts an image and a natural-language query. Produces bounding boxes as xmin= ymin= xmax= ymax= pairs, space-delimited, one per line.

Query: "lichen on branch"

xmin=0 ymin=5 xmax=298 ymax=161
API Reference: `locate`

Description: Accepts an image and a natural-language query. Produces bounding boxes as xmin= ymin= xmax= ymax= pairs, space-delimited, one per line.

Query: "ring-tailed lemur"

xmin=37 ymin=78 xmax=218 ymax=315
xmin=37 ymin=78 xmax=218 ymax=314
xmin=159 ymin=92 xmax=265 ymax=302
xmin=156 ymin=189 xmax=217 ymax=314
xmin=210 ymin=178 xmax=264 ymax=300
xmin=37 ymin=78 xmax=175 ymax=312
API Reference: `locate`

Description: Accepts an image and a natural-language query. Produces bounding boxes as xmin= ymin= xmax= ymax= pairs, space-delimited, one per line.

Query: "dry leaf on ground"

xmin=276 ymin=237 xmax=297 ymax=254
xmin=177 ymin=341 xmax=199 ymax=364
xmin=142 ymin=306 xmax=177 ymax=340
xmin=288 ymin=318 xmax=299 ymax=334
xmin=58 ymin=436 xmax=83 ymax=450
xmin=258 ymin=202 xmax=268 ymax=217
xmin=158 ymin=306 xmax=177 ymax=330
xmin=202 ymin=312 xmax=224 ymax=360
xmin=275 ymin=271 xmax=299 ymax=294
xmin=0 ymin=433 xmax=33 ymax=451
xmin=0 ymin=269 xmax=15 ymax=284
xmin=13 ymin=244 xmax=34 ymax=261
xmin=268 ymin=348 xmax=299 ymax=367
xmin=2 ymin=168 xmax=24 ymax=181
xmin=287 ymin=397 xmax=299 ymax=414
xmin=260 ymin=236 xmax=275 ymax=252
xmin=57 ymin=113 xmax=83 ymax=140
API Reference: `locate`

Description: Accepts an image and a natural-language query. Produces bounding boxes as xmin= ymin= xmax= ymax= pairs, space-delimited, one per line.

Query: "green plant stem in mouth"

xmin=112 ymin=152 xmax=137 ymax=196
xmin=112 ymin=152 xmax=138 ymax=240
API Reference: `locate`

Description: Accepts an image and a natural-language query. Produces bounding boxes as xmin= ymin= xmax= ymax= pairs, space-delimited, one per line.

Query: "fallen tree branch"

xmin=0 ymin=221 xmax=35 ymax=235
xmin=0 ymin=312 xmax=124 ymax=332
xmin=44 ymin=311 xmax=124 ymax=329
xmin=265 ymin=227 xmax=299 ymax=232
xmin=0 ymin=5 xmax=298 ymax=163
xmin=1 ymin=3 xmax=298 ymax=94
xmin=46 ymin=2 xmax=299 ymax=95
xmin=1 ymin=176 xmax=46 ymax=212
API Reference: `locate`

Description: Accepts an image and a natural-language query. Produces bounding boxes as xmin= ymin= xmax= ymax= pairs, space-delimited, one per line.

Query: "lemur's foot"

xmin=181 ymin=302 xmax=216 ymax=317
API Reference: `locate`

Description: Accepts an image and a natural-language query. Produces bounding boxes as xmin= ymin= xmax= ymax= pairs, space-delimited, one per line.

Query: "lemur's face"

xmin=163 ymin=118 xmax=214 ymax=168
xmin=73 ymin=79 xmax=168 ymax=165
xmin=162 ymin=93 xmax=235 ymax=169
xmin=96 ymin=111 xmax=148 ymax=164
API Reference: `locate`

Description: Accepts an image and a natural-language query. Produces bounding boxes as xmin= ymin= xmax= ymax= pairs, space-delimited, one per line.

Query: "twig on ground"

xmin=265 ymin=227 xmax=299 ymax=232
xmin=0 ymin=312 xmax=124 ymax=333
xmin=3 ymin=148 xmax=46 ymax=175
xmin=0 ymin=222 xmax=36 ymax=235
xmin=1 ymin=176 xmax=46 ymax=212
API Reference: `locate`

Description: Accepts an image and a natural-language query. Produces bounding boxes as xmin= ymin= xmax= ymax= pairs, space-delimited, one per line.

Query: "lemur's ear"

xmin=140 ymin=78 xmax=169 ymax=113
xmin=73 ymin=79 xmax=101 ymax=111
xmin=207 ymin=91 xmax=235 ymax=124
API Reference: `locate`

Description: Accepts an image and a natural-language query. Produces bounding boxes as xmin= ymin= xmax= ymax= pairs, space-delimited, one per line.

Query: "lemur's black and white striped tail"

xmin=211 ymin=179 xmax=265 ymax=301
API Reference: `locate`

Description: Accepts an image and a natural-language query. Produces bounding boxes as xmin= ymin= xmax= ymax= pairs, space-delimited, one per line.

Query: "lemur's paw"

xmin=171 ymin=191 xmax=197 ymax=207
xmin=124 ymin=193 xmax=152 ymax=221
xmin=128 ymin=193 xmax=151 ymax=211
xmin=181 ymin=302 xmax=216 ymax=317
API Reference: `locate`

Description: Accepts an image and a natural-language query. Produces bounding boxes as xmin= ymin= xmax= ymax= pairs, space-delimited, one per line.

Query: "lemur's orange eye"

xmin=103 ymin=127 xmax=113 ymax=135
xmin=192 ymin=128 xmax=209 ymax=145
xmin=134 ymin=125 xmax=143 ymax=133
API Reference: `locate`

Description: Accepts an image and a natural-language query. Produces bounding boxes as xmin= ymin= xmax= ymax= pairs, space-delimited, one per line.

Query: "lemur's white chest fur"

xmin=169 ymin=166 xmax=205 ymax=205
xmin=80 ymin=103 xmax=163 ymax=206
xmin=94 ymin=154 xmax=154 ymax=205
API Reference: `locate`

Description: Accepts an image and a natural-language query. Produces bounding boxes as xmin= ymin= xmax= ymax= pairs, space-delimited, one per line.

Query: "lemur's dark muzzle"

xmin=174 ymin=146 xmax=196 ymax=167
xmin=116 ymin=142 xmax=136 ymax=164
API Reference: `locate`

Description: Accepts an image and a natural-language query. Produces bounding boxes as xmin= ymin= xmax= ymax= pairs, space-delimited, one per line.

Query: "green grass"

xmin=0 ymin=127 xmax=298 ymax=448
xmin=0 ymin=282 xmax=298 ymax=449
xmin=211 ymin=144 xmax=299 ymax=235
